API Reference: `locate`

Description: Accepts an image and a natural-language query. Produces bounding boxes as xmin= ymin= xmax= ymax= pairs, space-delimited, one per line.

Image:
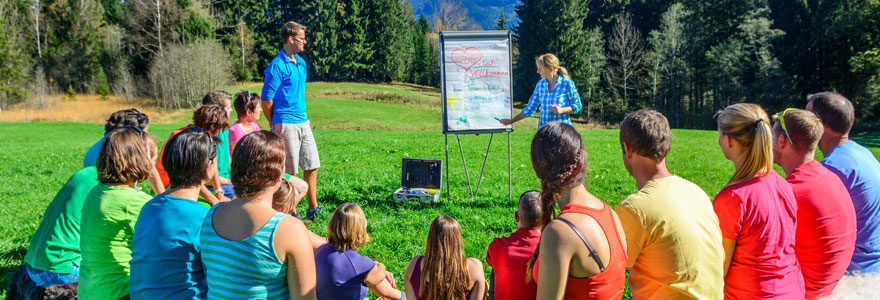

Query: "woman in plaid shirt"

xmin=501 ymin=53 xmax=582 ymax=128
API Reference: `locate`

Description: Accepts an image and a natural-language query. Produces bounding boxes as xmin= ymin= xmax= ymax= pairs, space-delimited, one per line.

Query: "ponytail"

xmin=558 ymin=66 xmax=570 ymax=79
xmin=718 ymin=103 xmax=774 ymax=185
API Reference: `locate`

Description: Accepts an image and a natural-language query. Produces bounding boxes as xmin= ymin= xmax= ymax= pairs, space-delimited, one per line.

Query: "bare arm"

xmin=199 ymin=186 xmax=220 ymax=205
xmin=535 ymin=223 xmax=572 ymax=300
xmin=500 ymin=113 xmax=526 ymax=125
xmin=147 ymin=165 xmax=165 ymax=194
xmin=279 ymin=216 xmax=317 ymax=300
xmin=466 ymin=258 xmax=486 ymax=300
xmin=262 ymin=101 xmax=274 ymax=125
xmin=722 ymin=238 xmax=735 ymax=277
xmin=307 ymin=231 xmax=326 ymax=251
xmin=365 ymin=262 xmax=402 ymax=299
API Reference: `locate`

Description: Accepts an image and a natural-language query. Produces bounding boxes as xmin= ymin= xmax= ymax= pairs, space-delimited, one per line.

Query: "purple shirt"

xmin=315 ymin=243 xmax=376 ymax=299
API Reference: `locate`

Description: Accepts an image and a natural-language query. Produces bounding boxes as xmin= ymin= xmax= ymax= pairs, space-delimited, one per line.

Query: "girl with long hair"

xmin=529 ymin=122 xmax=627 ymax=299
xmin=404 ymin=215 xmax=486 ymax=300
xmin=713 ymin=103 xmax=804 ymax=298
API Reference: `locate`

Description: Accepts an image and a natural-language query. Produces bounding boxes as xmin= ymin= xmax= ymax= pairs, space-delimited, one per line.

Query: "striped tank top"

xmin=200 ymin=203 xmax=290 ymax=299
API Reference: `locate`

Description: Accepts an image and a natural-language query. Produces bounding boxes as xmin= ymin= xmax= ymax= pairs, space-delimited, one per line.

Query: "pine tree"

xmin=364 ymin=0 xmax=411 ymax=82
xmin=494 ymin=10 xmax=507 ymax=30
xmin=336 ymin=0 xmax=374 ymax=81
xmin=411 ymin=14 xmax=437 ymax=86
xmin=648 ymin=3 xmax=691 ymax=126
xmin=302 ymin=0 xmax=340 ymax=81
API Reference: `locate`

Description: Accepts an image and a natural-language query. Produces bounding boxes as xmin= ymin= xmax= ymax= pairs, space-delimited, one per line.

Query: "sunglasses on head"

xmin=777 ymin=108 xmax=797 ymax=145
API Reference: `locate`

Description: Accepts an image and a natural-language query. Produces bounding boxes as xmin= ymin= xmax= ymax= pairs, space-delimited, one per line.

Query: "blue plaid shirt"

xmin=521 ymin=76 xmax=582 ymax=128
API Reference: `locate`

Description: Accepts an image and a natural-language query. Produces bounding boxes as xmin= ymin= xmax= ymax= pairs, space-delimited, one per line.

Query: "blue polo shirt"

xmin=821 ymin=140 xmax=880 ymax=273
xmin=262 ymin=50 xmax=308 ymax=124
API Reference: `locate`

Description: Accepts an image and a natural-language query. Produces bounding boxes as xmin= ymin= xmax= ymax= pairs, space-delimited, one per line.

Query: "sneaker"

xmin=290 ymin=211 xmax=302 ymax=220
xmin=306 ymin=206 xmax=323 ymax=220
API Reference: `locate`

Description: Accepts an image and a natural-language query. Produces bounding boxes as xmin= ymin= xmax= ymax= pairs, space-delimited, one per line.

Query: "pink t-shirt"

xmin=787 ymin=160 xmax=856 ymax=299
xmin=228 ymin=122 xmax=261 ymax=152
xmin=713 ymin=171 xmax=804 ymax=299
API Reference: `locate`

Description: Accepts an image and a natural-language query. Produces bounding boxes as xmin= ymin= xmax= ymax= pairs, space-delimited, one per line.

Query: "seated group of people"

xmin=6 ymin=91 xmax=880 ymax=300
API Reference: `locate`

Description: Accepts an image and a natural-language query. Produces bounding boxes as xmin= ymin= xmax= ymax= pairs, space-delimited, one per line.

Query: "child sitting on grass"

xmin=130 ymin=127 xmax=221 ymax=299
xmin=155 ymin=104 xmax=230 ymax=205
xmin=78 ymin=127 xmax=156 ymax=300
xmin=314 ymin=203 xmax=403 ymax=300
xmin=272 ymin=174 xmax=326 ymax=250
xmin=485 ymin=190 xmax=542 ymax=300
xmin=230 ymin=91 xmax=262 ymax=153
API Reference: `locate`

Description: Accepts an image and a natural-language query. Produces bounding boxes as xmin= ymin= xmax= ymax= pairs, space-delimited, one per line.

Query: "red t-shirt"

xmin=713 ymin=171 xmax=805 ymax=299
xmin=486 ymin=228 xmax=540 ymax=300
xmin=787 ymin=160 xmax=857 ymax=299
xmin=155 ymin=125 xmax=191 ymax=186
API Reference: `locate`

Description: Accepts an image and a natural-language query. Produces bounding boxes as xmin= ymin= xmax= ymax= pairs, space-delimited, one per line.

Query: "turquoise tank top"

xmin=200 ymin=203 xmax=290 ymax=299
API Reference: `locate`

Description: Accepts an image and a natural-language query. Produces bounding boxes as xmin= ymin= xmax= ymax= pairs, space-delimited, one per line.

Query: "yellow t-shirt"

xmin=614 ymin=176 xmax=724 ymax=300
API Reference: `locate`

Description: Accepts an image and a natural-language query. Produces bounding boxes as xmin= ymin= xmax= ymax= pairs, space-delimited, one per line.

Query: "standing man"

xmin=771 ymin=108 xmax=856 ymax=299
xmin=262 ymin=21 xmax=322 ymax=219
xmin=614 ymin=109 xmax=724 ymax=299
xmin=807 ymin=92 xmax=880 ymax=273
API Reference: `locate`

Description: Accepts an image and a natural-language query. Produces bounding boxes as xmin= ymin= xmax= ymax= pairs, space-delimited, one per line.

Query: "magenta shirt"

xmin=228 ymin=122 xmax=261 ymax=152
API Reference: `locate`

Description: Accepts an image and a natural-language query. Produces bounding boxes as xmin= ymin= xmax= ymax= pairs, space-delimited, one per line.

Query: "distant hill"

xmin=409 ymin=0 xmax=521 ymax=30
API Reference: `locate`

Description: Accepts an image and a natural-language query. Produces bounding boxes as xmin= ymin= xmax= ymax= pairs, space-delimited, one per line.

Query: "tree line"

xmin=515 ymin=0 xmax=880 ymax=127
xmin=0 ymin=0 xmax=878 ymax=127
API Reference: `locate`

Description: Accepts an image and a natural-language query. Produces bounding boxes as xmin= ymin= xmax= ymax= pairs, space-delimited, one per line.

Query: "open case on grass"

xmin=392 ymin=158 xmax=443 ymax=202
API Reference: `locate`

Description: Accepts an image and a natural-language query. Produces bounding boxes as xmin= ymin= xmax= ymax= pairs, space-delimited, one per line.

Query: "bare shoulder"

xmin=274 ymin=215 xmax=309 ymax=252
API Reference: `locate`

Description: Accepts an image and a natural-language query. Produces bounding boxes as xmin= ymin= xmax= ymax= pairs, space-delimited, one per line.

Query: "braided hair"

xmin=526 ymin=122 xmax=588 ymax=280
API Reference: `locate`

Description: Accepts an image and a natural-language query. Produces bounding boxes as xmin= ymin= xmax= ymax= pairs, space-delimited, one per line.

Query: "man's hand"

xmin=499 ymin=118 xmax=514 ymax=125
xmin=550 ymin=104 xmax=562 ymax=114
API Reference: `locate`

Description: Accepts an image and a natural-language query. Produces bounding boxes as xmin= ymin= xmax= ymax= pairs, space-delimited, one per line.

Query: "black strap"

xmin=555 ymin=217 xmax=606 ymax=271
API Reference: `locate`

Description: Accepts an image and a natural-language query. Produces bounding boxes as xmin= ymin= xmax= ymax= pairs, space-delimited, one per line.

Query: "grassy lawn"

xmin=1 ymin=82 xmax=878 ymax=298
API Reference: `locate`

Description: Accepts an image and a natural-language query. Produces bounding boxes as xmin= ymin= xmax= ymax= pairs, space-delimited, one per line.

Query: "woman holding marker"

xmin=500 ymin=53 xmax=582 ymax=128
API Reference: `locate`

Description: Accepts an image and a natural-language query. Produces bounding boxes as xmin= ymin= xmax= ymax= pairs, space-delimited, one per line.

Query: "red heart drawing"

xmin=451 ymin=47 xmax=482 ymax=72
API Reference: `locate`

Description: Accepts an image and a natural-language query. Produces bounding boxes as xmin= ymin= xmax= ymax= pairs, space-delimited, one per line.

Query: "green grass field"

xmin=1 ymin=82 xmax=878 ymax=298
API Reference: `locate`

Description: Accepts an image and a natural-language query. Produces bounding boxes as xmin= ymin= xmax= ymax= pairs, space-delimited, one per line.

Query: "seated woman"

xmin=404 ymin=215 xmax=486 ymax=300
xmin=200 ymin=131 xmax=316 ymax=299
xmin=78 ymin=127 xmax=156 ymax=300
xmin=130 ymin=127 xmax=221 ymax=299
xmin=315 ymin=203 xmax=402 ymax=299
xmin=713 ymin=103 xmax=804 ymax=298
xmin=229 ymin=91 xmax=262 ymax=153
xmin=529 ymin=122 xmax=628 ymax=299
xmin=6 ymin=162 xmax=103 ymax=299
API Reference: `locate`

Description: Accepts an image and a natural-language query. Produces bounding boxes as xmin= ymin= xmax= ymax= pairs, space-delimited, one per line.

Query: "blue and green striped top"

xmin=200 ymin=203 xmax=290 ymax=299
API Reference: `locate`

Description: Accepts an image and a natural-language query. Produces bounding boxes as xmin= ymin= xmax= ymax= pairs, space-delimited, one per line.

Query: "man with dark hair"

xmin=807 ymin=92 xmax=880 ymax=273
xmin=771 ymin=108 xmax=856 ymax=298
xmin=261 ymin=20 xmax=322 ymax=219
xmin=485 ymin=190 xmax=542 ymax=300
xmin=615 ymin=109 xmax=724 ymax=299
xmin=130 ymin=127 xmax=221 ymax=299
xmin=156 ymin=104 xmax=231 ymax=205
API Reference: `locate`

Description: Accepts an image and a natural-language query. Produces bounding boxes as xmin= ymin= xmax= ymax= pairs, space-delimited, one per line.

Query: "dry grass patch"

xmin=0 ymin=94 xmax=188 ymax=124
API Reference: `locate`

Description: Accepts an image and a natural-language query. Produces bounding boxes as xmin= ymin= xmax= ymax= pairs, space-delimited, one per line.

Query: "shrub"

xmin=149 ymin=39 xmax=233 ymax=109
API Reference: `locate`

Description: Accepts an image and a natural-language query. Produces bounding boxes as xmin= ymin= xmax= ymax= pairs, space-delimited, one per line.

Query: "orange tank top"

xmin=533 ymin=203 xmax=627 ymax=300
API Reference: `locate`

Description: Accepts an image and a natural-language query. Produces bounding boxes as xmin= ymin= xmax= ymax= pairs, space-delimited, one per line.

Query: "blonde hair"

xmin=326 ymin=203 xmax=371 ymax=252
xmin=536 ymin=53 xmax=570 ymax=79
xmin=718 ymin=103 xmax=773 ymax=184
